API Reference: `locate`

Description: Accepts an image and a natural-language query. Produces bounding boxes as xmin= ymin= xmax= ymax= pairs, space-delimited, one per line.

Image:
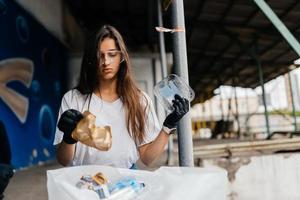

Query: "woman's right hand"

xmin=57 ymin=109 xmax=83 ymax=144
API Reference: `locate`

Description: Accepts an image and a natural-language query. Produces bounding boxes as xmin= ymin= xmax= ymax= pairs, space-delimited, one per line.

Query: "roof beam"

xmin=191 ymin=0 xmax=236 ymax=68
xmin=254 ymin=0 xmax=300 ymax=56
xmin=186 ymin=1 xmax=206 ymax=43
xmin=190 ymin=1 xmax=300 ymax=99
xmin=147 ymin=0 xmax=154 ymax=50
xmin=199 ymin=36 xmax=259 ymax=91
xmin=195 ymin=62 xmax=286 ymax=91
xmin=241 ymin=65 xmax=288 ymax=88
xmin=269 ymin=47 xmax=296 ymax=63
xmin=193 ymin=20 xmax=281 ymax=39
xmin=242 ymin=4 xmax=261 ymax=25
xmin=191 ymin=27 xmax=243 ymax=86
xmin=202 ymin=1 xmax=300 ymax=91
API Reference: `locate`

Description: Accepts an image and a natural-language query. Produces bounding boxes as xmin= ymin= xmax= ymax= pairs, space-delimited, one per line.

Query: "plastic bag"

xmin=47 ymin=165 xmax=228 ymax=200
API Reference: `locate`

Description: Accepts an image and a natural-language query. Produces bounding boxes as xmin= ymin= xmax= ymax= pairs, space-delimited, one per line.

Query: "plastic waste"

xmin=47 ymin=165 xmax=228 ymax=200
xmin=154 ymin=74 xmax=195 ymax=112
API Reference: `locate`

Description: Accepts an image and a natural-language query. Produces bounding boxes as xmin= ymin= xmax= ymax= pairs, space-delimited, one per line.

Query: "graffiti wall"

xmin=0 ymin=0 xmax=66 ymax=168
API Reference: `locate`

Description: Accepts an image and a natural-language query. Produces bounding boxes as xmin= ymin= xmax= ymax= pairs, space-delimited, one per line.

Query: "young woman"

xmin=54 ymin=25 xmax=189 ymax=169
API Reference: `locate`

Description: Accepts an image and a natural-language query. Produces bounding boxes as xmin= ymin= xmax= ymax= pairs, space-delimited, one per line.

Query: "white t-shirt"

xmin=53 ymin=89 xmax=161 ymax=168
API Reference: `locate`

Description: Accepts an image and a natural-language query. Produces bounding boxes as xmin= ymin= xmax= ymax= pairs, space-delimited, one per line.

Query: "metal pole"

xmin=232 ymin=68 xmax=241 ymax=138
xmin=254 ymin=47 xmax=271 ymax=136
xmin=201 ymin=97 xmax=206 ymax=130
xmin=171 ymin=0 xmax=194 ymax=166
xmin=219 ymin=87 xmax=224 ymax=120
xmin=245 ymin=89 xmax=251 ymax=137
xmin=288 ymin=72 xmax=298 ymax=131
xmin=157 ymin=0 xmax=174 ymax=165
xmin=245 ymin=89 xmax=250 ymax=117
xmin=157 ymin=0 xmax=168 ymax=77
xmin=209 ymin=95 xmax=213 ymax=123
xmin=234 ymin=86 xmax=241 ymax=138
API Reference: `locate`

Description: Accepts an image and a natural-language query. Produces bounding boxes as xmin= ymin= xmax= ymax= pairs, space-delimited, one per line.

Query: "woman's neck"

xmin=96 ymin=79 xmax=119 ymax=102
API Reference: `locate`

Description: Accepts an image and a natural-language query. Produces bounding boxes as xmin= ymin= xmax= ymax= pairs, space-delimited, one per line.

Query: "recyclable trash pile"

xmin=75 ymin=172 xmax=145 ymax=200
xmin=47 ymin=165 xmax=228 ymax=200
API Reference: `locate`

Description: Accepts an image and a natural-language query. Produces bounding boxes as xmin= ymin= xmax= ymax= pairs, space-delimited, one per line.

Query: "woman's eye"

xmin=108 ymin=52 xmax=118 ymax=57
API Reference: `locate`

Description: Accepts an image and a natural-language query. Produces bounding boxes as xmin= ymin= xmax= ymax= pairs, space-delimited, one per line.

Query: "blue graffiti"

xmin=16 ymin=15 xmax=30 ymax=43
xmin=0 ymin=0 xmax=7 ymax=16
xmin=0 ymin=1 xmax=66 ymax=168
xmin=39 ymin=105 xmax=55 ymax=145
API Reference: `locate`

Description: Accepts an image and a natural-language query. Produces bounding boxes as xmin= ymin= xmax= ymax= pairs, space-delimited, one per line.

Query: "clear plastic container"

xmin=154 ymin=74 xmax=195 ymax=112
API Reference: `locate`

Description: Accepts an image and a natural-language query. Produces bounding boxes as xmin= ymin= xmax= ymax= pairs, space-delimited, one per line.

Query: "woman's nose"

xmin=102 ymin=55 xmax=111 ymax=65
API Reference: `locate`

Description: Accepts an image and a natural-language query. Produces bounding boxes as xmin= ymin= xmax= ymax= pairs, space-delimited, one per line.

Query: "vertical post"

xmin=157 ymin=0 xmax=174 ymax=165
xmin=209 ymin=96 xmax=213 ymax=123
xmin=288 ymin=72 xmax=298 ymax=131
xmin=245 ymin=89 xmax=251 ymax=137
xmin=245 ymin=89 xmax=250 ymax=117
xmin=201 ymin=97 xmax=206 ymax=130
xmin=254 ymin=47 xmax=271 ymax=136
xmin=234 ymin=86 xmax=241 ymax=138
xmin=232 ymin=68 xmax=241 ymax=138
xmin=157 ymin=0 xmax=168 ymax=77
xmin=219 ymin=87 xmax=224 ymax=120
xmin=171 ymin=0 xmax=194 ymax=166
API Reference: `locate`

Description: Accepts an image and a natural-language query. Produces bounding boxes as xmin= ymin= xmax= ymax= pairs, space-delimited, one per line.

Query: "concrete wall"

xmin=131 ymin=56 xmax=165 ymax=124
xmin=201 ymin=153 xmax=300 ymax=200
xmin=131 ymin=53 xmax=173 ymax=123
xmin=0 ymin=0 xmax=68 ymax=168
xmin=15 ymin=0 xmax=64 ymax=41
xmin=66 ymin=54 xmax=83 ymax=89
xmin=15 ymin=0 xmax=84 ymax=51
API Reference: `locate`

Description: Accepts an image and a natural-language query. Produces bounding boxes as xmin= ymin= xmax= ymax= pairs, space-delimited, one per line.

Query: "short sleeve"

xmin=138 ymin=92 xmax=161 ymax=146
xmin=53 ymin=90 xmax=80 ymax=145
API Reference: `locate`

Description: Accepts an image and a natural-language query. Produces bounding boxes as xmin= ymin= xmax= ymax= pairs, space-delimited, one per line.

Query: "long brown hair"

xmin=77 ymin=25 xmax=148 ymax=144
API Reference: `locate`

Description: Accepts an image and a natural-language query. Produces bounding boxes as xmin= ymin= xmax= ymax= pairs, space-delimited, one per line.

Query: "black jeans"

xmin=0 ymin=164 xmax=14 ymax=198
xmin=0 ymin=121 xmax=13 ymax=198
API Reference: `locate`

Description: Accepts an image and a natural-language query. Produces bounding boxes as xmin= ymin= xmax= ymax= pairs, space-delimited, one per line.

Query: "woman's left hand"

xmin=163 ymin=94 xmax=189 ymax=129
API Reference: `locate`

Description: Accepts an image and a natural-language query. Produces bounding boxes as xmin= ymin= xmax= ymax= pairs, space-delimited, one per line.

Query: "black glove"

xmin=163 ymin=94 xmax=189 ymax=129
xmin=0 ymin=164 xmax=14 ymax=198
xmin=57 ymin=109 xmax=83 ymax=144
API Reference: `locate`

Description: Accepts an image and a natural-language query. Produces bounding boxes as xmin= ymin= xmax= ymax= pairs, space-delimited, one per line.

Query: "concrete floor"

xmin=4 ymin=162 xmax=59 ymax=200
xmin=3 ymin=150 xmax=177 ymax=200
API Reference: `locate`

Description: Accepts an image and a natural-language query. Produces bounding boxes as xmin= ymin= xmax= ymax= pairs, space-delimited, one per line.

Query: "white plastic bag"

xmin=47 ymin=165 xmax=228 ymax=200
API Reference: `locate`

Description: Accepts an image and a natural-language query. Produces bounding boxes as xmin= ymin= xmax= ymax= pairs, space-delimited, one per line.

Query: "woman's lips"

xmin=102 ymin=68 xmax=112 ymax=73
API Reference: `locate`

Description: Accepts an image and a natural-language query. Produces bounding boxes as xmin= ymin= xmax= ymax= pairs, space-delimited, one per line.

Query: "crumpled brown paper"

xmin=92 ymin=172 xmax=108 ymax=185
xmin=71 ymin=111 xmax=112 ymax=151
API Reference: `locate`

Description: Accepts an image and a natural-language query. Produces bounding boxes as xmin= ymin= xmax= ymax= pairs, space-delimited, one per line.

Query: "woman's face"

xmin=98 ymin=37 xmax=123 ymax=81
